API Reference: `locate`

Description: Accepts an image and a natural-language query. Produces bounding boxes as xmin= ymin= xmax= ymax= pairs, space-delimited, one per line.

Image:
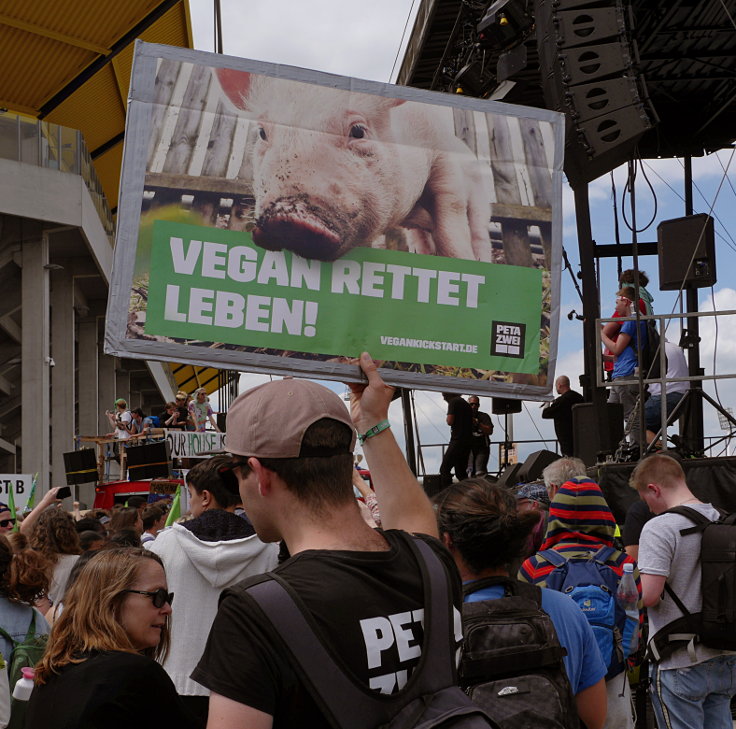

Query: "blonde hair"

xmin=35 ymin=548 xmax=170 ymax=683
xmin=629 ymin=453 xmax=686 ymax=492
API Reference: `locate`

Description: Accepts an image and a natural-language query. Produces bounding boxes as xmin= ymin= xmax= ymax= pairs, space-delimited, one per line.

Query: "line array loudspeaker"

xmin=535 ymin=0 xmax=657 ymax=186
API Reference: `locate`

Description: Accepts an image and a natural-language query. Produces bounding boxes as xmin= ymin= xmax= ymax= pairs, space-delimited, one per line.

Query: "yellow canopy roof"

xmin=0 ymin=0 xmax=193 ymax=213
xmin=1 ymin=2 xmax=225 ymax=398
xmin=171 ymin=364 xmax=226 ymax=397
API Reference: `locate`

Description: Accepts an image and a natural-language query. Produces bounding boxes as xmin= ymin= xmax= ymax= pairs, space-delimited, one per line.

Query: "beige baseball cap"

xmin=225 ymin=378 xmax=356 ymax=458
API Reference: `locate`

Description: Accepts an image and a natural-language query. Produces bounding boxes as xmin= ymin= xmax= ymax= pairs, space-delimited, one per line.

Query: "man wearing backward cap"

xmin=193 ymin=353 xmax=463 ymax=729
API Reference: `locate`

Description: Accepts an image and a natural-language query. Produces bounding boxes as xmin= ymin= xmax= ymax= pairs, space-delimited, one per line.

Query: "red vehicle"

xmin=93 ymin=479 xmax=183 ymax=510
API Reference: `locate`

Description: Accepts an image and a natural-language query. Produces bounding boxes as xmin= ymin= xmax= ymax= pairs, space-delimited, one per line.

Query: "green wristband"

xmin=358 ymin=420 xmax=391 ymax=445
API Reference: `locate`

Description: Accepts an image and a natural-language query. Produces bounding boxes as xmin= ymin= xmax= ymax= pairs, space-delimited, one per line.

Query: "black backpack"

xmin=639 ymin=319 xmax=666 ymax=380
xmin=460 ymin=578 xmax=579 ymax=729
xmin=648 ymin=506 xmax=736 ymax=663
xmin=243 ymin=533 xmax=497 ymax=729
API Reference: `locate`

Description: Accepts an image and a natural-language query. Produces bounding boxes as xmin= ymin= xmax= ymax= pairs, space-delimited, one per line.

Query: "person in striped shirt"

xmin=519 ymin=457 xmax=642 ymax=729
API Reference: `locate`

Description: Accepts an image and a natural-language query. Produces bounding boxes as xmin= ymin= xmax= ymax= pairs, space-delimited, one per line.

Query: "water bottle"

xmin=12 ymin=667 xmax=35 ymax=702
xmin=616 ymin=562 xmax=639 ymax=655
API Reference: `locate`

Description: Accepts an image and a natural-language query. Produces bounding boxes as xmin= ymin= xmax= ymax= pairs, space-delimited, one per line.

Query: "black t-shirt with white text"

xmin=192 ymin=530 xmax=461 ymax=728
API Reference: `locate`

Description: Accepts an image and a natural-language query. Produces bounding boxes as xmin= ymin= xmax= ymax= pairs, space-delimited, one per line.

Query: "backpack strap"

xmin=463 ymin=576 xmax=543 ymax=609
xmin=662 ymin=505 xmax=713 ymax=534
xmin=539 ymin=549 xmax=567 ymax=567
xmin=0 ymin=626 xmax=16 ymax=649
xmin=244 ymin=533 xmax=456 ymax=729
xmin=590 ymin=545 xmax=616 ymax=565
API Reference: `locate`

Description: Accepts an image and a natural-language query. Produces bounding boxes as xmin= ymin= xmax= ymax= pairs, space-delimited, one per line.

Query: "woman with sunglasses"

xmin=0 ymin=502 xmax=15 ymax=536
xmin=27 ymin=548 xmax=197 ymax=729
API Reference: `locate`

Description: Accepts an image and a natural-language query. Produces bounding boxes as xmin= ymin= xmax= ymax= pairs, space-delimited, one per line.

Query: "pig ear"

xmin=216 ymin=68 xmax=252 ymax=110
xmin=378 ymin=97 xmax=407 ymax=111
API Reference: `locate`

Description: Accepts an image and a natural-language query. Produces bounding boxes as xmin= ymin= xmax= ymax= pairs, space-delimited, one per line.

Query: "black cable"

xmin=610 ymin=171 xmax=623 ymax=279
xmin=621 ymin=154 xmax=658 ymax=233
xmin=562 ymin=248 xmax=583 ymax=303
xmin=389 ymin=0 xmax=417 ymax=82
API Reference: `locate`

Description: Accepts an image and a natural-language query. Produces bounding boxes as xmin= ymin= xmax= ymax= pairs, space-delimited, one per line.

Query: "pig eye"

xmin=258 ymin=126 xmax=268 ymax=141
xmin=348 ymin=124 xmax=366 ymax=140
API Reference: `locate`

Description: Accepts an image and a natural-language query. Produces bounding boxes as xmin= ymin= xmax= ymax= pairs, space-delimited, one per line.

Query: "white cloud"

xmin=189 ymin=0 xmax=418 ymax=82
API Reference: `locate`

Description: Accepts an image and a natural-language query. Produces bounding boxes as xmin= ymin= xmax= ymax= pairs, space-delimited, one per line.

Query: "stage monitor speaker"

xmin=63 ymin=449 xmax=98 ymax=485
xmin=657 ymin=214 xmax=716 ymax=290
xmin=497 ymin=463 xmax=524 ymax=490
xmin=216 ymin=412 xmax=227 ymax=432
xmin=517 ymin=449 xmax=560 ymax=482
xmin=535 ymin=0 xmax=657 ymax=187
xmin=126 ymin=442 xmax=171 ymax=480
xmin=492 ymin=398 xmax=522 ymax=415
xmin=573 ymin=402 xmax=624 ymax=466
xmin=422 ymin=474 xmax=445 ymax=499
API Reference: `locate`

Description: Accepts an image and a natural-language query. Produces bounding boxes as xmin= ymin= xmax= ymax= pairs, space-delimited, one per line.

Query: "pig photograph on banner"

xmin=106 ymin=41 xmax=565 ymax=397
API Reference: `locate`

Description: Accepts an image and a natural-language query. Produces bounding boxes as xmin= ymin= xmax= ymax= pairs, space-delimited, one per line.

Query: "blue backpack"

xmin=539 ymin=546 xmax=636 ymax=679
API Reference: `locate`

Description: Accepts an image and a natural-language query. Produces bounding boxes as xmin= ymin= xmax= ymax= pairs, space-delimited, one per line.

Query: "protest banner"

xmin=105 ymin=41 xmax=564 ymax=396
xmin=0 ymin=475 xmax=32 ymax=513
xmin=164 ymin=430 xmax=225 ymax=459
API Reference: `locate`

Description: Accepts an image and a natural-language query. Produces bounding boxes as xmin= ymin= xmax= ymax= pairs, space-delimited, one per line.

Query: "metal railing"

xmin=597 ymin=308 xmax=736 ymax=454
xmin=0 ymin=110 xmax=114 ymax=237
xmin=417 ymin=438 xmax=560 ymax=477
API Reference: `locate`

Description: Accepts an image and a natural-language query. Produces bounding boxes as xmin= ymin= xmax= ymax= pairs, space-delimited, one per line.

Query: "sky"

xmin=188 ymin=0 xmax=736 ymax=474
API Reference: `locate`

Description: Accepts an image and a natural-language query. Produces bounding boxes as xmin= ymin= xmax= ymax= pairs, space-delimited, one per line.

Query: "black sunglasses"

xmin=123 ymin=588 xmax=174 ymax=608
xmin=0 ymin=519 xmax=15 ymax=528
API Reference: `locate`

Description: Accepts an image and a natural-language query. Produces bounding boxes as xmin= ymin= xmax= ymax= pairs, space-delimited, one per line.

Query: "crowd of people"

xmin=105 ymin=388 xmax=221 ymax=441
xmin=0 ymin=352 xmax=726 ymax=728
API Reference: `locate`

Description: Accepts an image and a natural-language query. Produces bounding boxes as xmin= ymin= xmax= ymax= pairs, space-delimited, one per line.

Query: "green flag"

xmin=27 ymin=474 xmax=38 ymax=510
xmin=6 ymin=481 xmax=17 ymax=533
xmin=165 ymin=485 xmax=181 ymax=527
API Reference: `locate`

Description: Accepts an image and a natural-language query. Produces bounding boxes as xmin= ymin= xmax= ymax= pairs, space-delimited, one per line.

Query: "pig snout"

xmin=252 ymin=194 xmax=345 ymax=261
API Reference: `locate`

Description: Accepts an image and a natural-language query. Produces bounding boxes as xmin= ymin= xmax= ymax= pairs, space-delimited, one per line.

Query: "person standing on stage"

xmin=541 ymin=376 xmax=584 ymax=456
xmin=467 ymin=396 xmax=493 ymax=476
xmin=439 ymin=392 xmax=473 ymax=487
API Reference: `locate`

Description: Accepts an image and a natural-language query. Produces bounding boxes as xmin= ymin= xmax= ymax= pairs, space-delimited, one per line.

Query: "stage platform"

xmin=596 ymin=456 xmax=736 ymax=525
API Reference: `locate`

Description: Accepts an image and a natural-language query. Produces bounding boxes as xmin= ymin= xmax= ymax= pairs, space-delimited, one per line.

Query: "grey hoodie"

xmin=149 ymin=512 xmax=279 ymax=695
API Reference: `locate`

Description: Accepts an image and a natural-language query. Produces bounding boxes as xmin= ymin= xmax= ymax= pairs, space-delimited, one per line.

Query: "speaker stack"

xmin=535 ymin=0 xmax=657 ymax=186
xmin=63 ymin=449 xmax=98 ymax=485
xmin=572 ymin=402 xmax=624 ymax=466
xmin=126 ymin=442 xmax=172 ymax=480
xmin=657 ymin=214 xmax=717 ymax=290
xmin=492 ymin=398 xmax=523 ymax=415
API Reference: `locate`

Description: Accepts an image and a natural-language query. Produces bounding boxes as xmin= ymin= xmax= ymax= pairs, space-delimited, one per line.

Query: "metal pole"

xmin=573 ymin=184 xmax=604 ymax=407
xmin=214 ymin=0 xmax=224 ymax=54
xmin=683 ymin=155 xmax=704 ymax=454
xmin=628 ymin=160 xmax=645 ymax=452
xmin=401 ymin=389 xmax=417 ymax=476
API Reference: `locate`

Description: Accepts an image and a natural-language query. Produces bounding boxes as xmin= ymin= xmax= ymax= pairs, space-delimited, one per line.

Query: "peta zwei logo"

xmin=491 ymin=322 xmax=525 ymax=358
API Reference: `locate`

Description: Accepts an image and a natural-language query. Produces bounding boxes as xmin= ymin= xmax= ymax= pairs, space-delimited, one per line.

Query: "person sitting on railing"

xmin=105 ymin=398 xmax=133 ymax=440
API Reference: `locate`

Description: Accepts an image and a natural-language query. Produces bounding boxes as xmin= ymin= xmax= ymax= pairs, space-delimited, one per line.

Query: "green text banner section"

xmin=145 ymin=222 xmax=543 ymax=373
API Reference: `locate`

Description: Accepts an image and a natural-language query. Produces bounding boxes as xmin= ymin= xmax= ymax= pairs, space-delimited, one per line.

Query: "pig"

xmin=216 ymin=68 xmax=493 ymax=262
